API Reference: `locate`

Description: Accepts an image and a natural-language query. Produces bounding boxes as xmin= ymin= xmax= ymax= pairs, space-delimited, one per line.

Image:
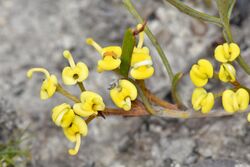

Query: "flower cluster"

xmin=27 ymin=24 xmax=155 ymax=155
xmin=86 ymin=24 xmax=154 ymax=80
xmin=190 ymin=43 xmax=249 ymax=117
xmin=27 ymin=51 xmax=106 ymax=155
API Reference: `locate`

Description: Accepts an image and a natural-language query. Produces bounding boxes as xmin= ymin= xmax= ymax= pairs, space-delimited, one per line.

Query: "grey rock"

xmin=1 ymin=0 xmax=250 ymax=166
xmin=193 ymin=159 xmax=250 ymax=167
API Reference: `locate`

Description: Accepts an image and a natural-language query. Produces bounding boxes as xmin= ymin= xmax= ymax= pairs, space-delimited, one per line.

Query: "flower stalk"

xmin=56 ymin=84 xmax=80 ymax=103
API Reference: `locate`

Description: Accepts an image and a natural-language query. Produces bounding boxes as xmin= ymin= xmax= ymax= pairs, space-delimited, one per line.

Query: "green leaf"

xmin=228 ymin=0 xmax=236 ymax=19
xmin=216 ymin=0 xmax=230 ymax=22
xmin=119 ymin=28 xmax=135 ymax=77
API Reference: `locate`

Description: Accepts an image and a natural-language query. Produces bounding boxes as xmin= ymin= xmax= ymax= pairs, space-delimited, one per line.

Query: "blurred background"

xmin=0 ymin=0 xmax=250 ymax=166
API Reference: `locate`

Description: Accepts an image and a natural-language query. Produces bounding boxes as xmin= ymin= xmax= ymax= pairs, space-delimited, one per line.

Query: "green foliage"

xmin=120 ymin=28 xmax=135 ymax=77
xmin=0 ymin=132 xmax=30 ymax=167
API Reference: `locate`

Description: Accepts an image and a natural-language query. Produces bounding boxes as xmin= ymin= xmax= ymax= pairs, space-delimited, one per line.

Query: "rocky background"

xmin=0 ymin=0 xmax=250 ymax=166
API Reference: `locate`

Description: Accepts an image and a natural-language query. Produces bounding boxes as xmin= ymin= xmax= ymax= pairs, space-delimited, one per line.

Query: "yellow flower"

xmin=222 ymin=88 xmax=249 ymax=113
xmin=190 ymin=59 xmax=213 ymax=87
xmin=110 ymin=79 xmax=137 ymax=111
xmin=73 ymin=91 xmax=105 ymax=117
xmin=130 ymin=24 xmax=154 ymax=80
xmin=214 ymin=43 xmax=240 ymax=63
xmin=192 ymin=88 xmax=214 ymax=114
xmin=218 ymin=63 xmax=236 ymax=83
xmin=27 ymin=68 xmax=58 ymax=100
xmin=63 ymin=115 xmax=88 ymax=155
xmin=62 ymin=50 xmax=89 ymax=85
xmin=52 ymin=103 xmax=75 ymax=128
xmin=247 ymin=113 xmax=250 ymax=122
xmin=86 ymin=38 xmax=121 ymax=72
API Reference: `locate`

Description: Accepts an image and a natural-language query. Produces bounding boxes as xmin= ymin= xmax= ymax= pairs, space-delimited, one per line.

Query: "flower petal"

xmin=102 ymin=46 xmax=122 ymax=58
xmin=62 ymin=67 xmax=77 ymax=85
xmin=75 ymin=62 xmax=89 ymax=82
xmin=73 ymin=103 xmax=95 ymax=117
xmin=229 ymin=43 xmax=240 ymax=61
xmin=222 ymin=90 xmax=235 ymax=113
xmin=130 ymin=66 xmax=154 ymax=80
xmin=201 ymin=93 xmax=214 ymax=114
xmin=215 ymin=45 xmax=228 ymax=63
xmin=198 ymin=59 xmax=213 ymax=78
xmin=236 ymin=88 xmax=249 ymax=111
xmin=97 ymin=57 xmax=121 ymax=72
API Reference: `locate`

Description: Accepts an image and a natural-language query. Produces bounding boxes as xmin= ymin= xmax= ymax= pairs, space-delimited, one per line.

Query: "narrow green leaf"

xmin=216 ymin=0 xmax=230 ymax=22
xmin=119 ymin=28 xmax=135 ymax=77
xmin=228 ymin=0 xmax=236 ymax=19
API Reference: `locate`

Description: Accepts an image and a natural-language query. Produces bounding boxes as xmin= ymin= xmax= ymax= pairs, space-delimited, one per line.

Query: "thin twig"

xmin=56 ymin=84 xmax=80 ymax=103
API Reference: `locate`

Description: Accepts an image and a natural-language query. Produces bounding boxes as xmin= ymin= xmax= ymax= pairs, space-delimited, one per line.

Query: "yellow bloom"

xmin=63 ymin=115 xmax=88 ymax=155
xmin=192 ymin=88 xmax=214 ymax=114
xmin=218 ymin=63 xmax=236 ymax=83
xmin=86 ymin=38 xmax=121 ymax=72
xmin=110 ymin=79 xmax=137 ymax=111
xmin=190 ymin=59 xmax=213 ymax=87
xmin=222 ymin=88 xmax=249 ymax=113
xmin=73 ymin=91 xmax=105 ymax=117
xmin=214 ymin=43 xmax=240 ymax=63
xmin=247 ymin=113 xmax=250 ymax=122
xmin=27 ymin=68 xmax=58 ymax=100
xmin=52 ymin=103 xmax=75 ymax=128
xmin=130 ymin=24 xmax=154 ymax=80
xmin=62 ymin=50 xmax=89 ymax=85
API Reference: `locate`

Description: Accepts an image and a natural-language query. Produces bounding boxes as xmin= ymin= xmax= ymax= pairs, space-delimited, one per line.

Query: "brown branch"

xmin=102 ymin=100 xmax=149 ymax=117
xmin=101 ymin=100 xmax=233 ymax=119
xmin=144 ymin=90 xmax=178 ymax=110
xmin=136 ymin=80 xmax=178 ymax=110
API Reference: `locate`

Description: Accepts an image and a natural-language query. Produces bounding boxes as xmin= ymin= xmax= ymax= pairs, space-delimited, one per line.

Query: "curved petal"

xmin=62 ymin=67 xmax=77 ymax=85
xmin=102 ymin=46 xmax=122 ymax=58
xmin=130 ymin=66 xmax=154 ymax=80
xmin=119 ymin=80 xmax=137 ymax=100
xmin=73 ymin=116 xmax=88 ymax=136
xmin=40 ymin=78 xmax=57 ymax=100
xmin=97 ymin=57 xmax=121 ymax=72
xmin=222 ymin=90 xmax=235 ymax=113
xmin=201 ymin=93 xmax=214 ymax=114
xmin=110 ymin=88 xmax=124 ymax=108
xmin=219 ymin=63 xmax=236 ymax=82
xmin=236 ymin=88 xmax=249 ymax=111
xmin=215 ymin=45 xmax=228 ymax=63
xmin=229 ymin=43 xmax=240 ymax=61
xmin=61 ymin=109 xmax=75 ymax=128
xmin=190 ymin=70 xmax=208 ymax=87
xmin=131 ymin=53 xmax=151 ymax=65
xmin=75 ymin=62 xmax=89 ymax=82
xmin=63 ymin=127 xmax=77 ymax=142
xmin=192 ymin=88 xmax=207 ymax=111
xmin=122 ymin=97 xmax=132 ymax=111
xmin=52 ymin=103 xmax=70 ymax=123
xmin=73 ymin=103 xmax=95 ymax=117
xmin=198 ymin=59 xmax=213 ymax=78
xmin=46 ymin=76 xmax=57 ymax=96
xmin=40 ymin=87 xmax=49 ymax=100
